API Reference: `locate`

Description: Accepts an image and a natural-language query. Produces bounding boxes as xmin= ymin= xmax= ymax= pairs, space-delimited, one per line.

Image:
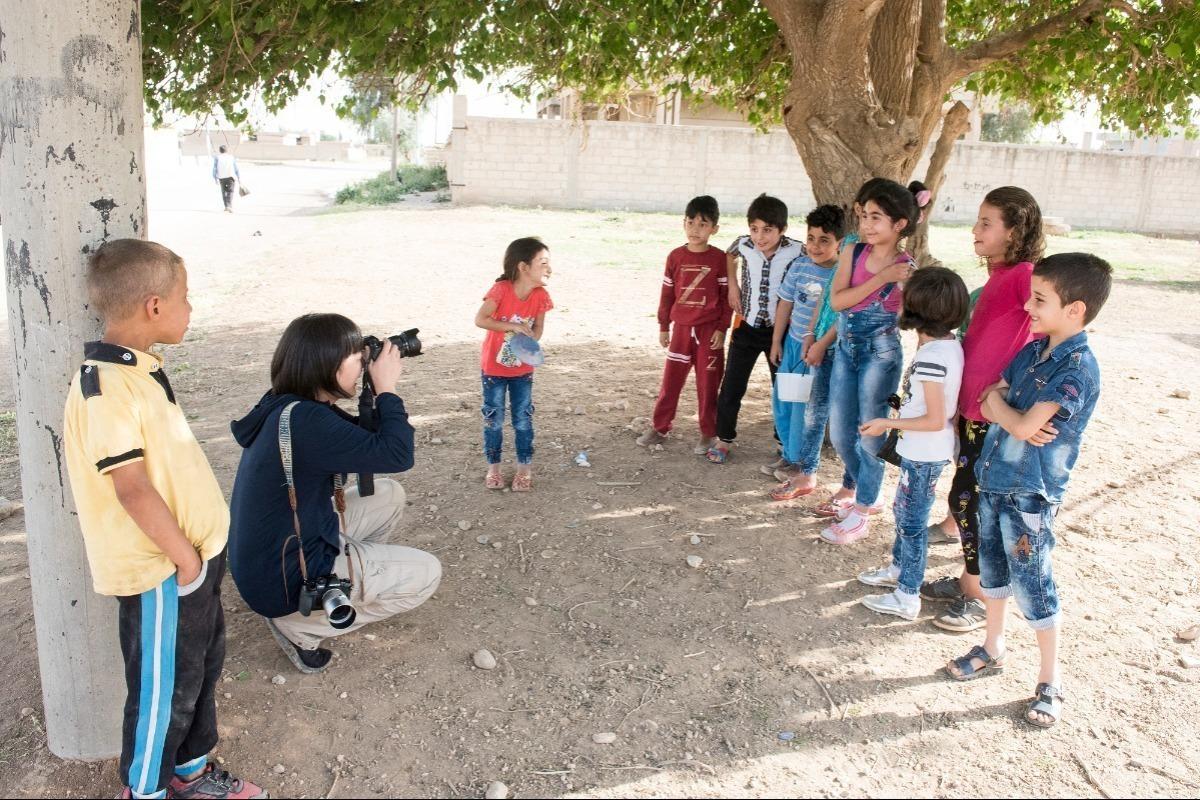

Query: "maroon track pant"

xmin=652 ymin=322 xmax=725 ymax=438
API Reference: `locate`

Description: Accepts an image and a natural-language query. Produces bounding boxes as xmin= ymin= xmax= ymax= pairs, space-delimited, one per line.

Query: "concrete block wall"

xmin=449 ymin=116 xmax=1200 ymax=236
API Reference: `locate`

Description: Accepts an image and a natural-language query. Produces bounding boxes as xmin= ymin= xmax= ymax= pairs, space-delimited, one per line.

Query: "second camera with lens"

xmin=297 ymin=574 xmax=356 ymax=629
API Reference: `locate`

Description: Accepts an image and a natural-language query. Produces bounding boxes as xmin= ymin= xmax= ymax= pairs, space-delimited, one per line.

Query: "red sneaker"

xmin=169 ymin=765 xmax=268 ymax=799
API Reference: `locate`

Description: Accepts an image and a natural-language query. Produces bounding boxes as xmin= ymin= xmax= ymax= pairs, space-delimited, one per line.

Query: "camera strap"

xmin=278 ymin=401 xmax=357 ymax=606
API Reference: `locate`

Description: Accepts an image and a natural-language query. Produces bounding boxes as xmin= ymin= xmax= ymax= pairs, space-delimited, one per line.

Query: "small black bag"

xmin=876 ymin=393 xmax=903 ymax=467
xmin=877 ymin=429 xmax=902 ymax=467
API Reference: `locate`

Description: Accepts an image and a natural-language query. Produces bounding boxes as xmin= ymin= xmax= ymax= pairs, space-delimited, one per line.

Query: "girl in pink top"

xmin=924 ymin=187 xmax=1046 ymax=634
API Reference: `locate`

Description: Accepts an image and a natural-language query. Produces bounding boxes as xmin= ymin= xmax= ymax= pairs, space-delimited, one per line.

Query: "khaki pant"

xmin=272 ymin=478 xmax=441 ymax=650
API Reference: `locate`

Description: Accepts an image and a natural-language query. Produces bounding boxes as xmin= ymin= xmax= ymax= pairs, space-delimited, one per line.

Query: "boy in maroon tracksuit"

xmin=638 ymin=196 xmax=732 ymax=454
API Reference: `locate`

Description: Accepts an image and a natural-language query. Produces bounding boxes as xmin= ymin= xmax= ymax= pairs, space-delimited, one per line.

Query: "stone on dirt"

xmin=686 ymin=555 xmax=703 ymax=569
xmin=485 ymin=781 xmax=509 ymax=799
xmin=592 ymin=731 xmax=617 ymax=744
xmin=472 ymin=649 xmax=498 ymax=670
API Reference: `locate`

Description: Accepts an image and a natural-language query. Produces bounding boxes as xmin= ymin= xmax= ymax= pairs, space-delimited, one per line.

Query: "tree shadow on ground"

xmin=0 ymin=326 xmax=1064 ymax=798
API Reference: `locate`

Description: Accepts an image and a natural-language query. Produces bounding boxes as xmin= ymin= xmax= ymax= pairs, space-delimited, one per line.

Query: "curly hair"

xmin=982 ymin=186 xmax=1046 ymax=266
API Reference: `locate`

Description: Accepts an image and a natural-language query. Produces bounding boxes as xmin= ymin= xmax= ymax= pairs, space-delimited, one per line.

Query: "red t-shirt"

xmin=657 ymin=245 xmax=731 ymax=331
xmin=480 ymin=280 xmax=554 ymax=377
xmin=959 ymin=261 xmax=1036 ymax=421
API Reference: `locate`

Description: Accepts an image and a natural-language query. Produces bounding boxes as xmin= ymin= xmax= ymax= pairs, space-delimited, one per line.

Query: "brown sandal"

xmin=511 ymin=472 xmax=533 ymax=492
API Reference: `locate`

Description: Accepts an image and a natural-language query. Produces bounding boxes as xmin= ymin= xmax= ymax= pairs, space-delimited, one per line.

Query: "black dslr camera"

xmin=297 ymin=574 xmax=356 ymax=629
xmin=356 ymin=329 xmax=423 ymax=497
xmin=362 ymin=329 xmax=422 ymax=361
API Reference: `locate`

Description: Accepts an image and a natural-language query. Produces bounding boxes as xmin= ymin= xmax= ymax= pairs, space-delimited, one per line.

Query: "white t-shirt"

xmin=895 ymin=338 xmax=964 ymax=463
xmin=214 ymin=153 xmax=238 ymax=180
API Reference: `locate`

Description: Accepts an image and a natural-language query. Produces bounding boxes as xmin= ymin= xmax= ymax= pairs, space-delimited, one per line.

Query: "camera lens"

xmin=387 ymin=328 xmax=422 ymax=358
xmin=322 ymin=588 xmax=357 ymax=629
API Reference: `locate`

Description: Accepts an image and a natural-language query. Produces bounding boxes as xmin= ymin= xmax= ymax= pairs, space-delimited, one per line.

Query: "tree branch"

xmin=950 ymin=0 xmax=1118 ymax=81
xmin=869 ymin=0 xmax=921 ymax=115
xmin=910 ymin=99 xmax=971 ymax=266
xmin=915 ymin=0 xmax=947 ymax=64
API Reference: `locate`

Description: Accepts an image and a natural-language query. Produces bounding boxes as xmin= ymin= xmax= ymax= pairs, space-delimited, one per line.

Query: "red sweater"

xmin=657 ymin=245 xmax=731 ymax=331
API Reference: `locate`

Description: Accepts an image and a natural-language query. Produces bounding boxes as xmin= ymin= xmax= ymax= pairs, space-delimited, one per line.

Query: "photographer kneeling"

xmin=228 ymin=313 xmax=441 ymax=673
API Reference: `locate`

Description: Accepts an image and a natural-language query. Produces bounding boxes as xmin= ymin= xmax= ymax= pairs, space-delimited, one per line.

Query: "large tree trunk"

xmin=0 ymin=0 xmax=145 ymax=758
xmin=768 ymin=0 xmax=961 ymax=260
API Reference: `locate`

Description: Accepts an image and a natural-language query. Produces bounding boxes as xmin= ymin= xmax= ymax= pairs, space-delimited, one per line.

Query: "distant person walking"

xmin=212 ymin=145 xmax=241 ymax=213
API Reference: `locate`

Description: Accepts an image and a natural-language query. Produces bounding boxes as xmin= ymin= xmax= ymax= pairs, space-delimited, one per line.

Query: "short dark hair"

xmin=805 ymin=204 xmax=845 ymax=239
xmin=271 ymin=313 xmax=363 ymax=400
xmin=1033 ymin=252 xmax=1113 ymax=324
xmin=218 ymin=145 xmax=227 ymax=153
xmin=685 ymin=195 xmax=719 ymax=224
xmin=746 ymin=193 xmax=787 ymax=230
xmin=87 ymin=239 xmax=184 ymax=322
xmin=899 ymin=266 xmax=970 ymax=338
xmin=857 ymin=179 xmax=920 ymax=236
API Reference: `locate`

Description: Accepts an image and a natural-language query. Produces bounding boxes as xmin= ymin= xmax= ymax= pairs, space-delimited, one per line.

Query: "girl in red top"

xmin=922 ymin=187 xmax=1046 ymax=634
xmin=474 ymin=237 xmax=554 ymax=491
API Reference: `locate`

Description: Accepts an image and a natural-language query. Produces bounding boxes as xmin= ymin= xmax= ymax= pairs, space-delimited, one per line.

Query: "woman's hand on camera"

xmin=367 ymin=341 xmax=403 ymax=393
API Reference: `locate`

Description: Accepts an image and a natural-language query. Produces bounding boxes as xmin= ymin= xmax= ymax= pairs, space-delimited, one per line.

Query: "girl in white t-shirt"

xmin=854 ymin=267 xmax=970 ymax=620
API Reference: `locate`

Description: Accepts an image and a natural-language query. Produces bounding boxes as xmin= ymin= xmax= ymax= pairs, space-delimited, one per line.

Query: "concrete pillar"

xmin=0 ymin=0 xmax=146 ymax=758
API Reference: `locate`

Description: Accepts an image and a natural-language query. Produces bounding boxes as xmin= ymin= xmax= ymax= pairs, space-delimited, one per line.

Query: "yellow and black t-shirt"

xmin=63 ymin=342 xmax=228 ymax=596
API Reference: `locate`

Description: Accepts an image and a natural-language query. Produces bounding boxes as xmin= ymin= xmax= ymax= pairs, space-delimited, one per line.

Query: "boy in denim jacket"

xmin=943 ymin=252 xmax=1112 ymax=731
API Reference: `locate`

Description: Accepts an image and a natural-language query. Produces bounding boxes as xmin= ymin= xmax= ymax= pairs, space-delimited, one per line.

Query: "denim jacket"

xmin=975 ymin=332 xmax=1100 ymax=503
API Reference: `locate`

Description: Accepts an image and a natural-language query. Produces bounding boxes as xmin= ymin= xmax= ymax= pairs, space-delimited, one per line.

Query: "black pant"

xmin=118 ymin=551 xmax=226 ymax=795
xmin=218 ymin=177 xmax=236 ymax=210
xmin=715 ymin=323 xmax=778 ymax=443
xmin=947 ymin=419 xmax=990 ymax=575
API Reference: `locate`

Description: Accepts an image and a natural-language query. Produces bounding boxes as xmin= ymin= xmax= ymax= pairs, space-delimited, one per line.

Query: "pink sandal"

xmin=511 ymin=472 xmax=533 ymax=492
xmin=485 ymin=470 xmax=505 ymax=490
xmin=769 ymin=481 xmax=815 ymax=501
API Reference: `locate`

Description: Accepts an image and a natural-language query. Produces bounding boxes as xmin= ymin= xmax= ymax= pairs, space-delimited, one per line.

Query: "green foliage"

xmin=142 ymin=2 xmax=1198 ymax=136
xmin=334 ymin=165 xmax=448 ymax=205
xmin=956 ymin=1 xmax=1200 ymax=136
xmin=981 ymin=106 xmax=1036 ymax=143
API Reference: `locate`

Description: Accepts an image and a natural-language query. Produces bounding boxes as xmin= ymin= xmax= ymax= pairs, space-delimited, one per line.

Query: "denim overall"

xmin=828 ymin=266 xmax=903 ymax=508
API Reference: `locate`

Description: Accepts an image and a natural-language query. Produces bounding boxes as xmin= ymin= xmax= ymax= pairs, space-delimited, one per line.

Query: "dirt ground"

xmin=1 ymin=161 xmax=1198 ymax=798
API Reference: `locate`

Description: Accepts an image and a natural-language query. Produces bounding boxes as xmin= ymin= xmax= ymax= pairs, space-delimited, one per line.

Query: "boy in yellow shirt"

xmin=63 ymin=240 xmax=263 ymax=799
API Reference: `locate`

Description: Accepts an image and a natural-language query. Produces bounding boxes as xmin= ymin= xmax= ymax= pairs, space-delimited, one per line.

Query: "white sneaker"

xmin=861 ymin=591 xmax=920 ymax=621
xmin=857 ymin=563 xmax=900 ymax=587
xmin=637 ymin=429 xmax=668 ymax=447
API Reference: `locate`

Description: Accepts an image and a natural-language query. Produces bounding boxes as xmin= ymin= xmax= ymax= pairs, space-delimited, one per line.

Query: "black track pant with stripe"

xmin=117 ymin=550 xmax=226 ymax=796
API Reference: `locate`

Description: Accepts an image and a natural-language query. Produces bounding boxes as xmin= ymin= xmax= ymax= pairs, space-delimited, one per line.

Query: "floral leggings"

xmin=948 ymin=417 xmax=991 ymax=575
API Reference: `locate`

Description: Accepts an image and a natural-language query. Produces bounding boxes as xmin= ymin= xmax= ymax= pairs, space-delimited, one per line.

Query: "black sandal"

xmin=1025 ymin=682 xmax=1065 ymax=729
xmin=944 ymin=644 xmax=1006 ymax=681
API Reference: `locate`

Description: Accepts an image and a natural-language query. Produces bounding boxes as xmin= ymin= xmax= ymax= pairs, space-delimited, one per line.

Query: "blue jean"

xmin=977 ymin=491 xmax=1061 ymax=630
xmin=772 ymin=336 xmax=810 ymax=466
xmin=828 ymin=302 xmax=902 ymax=507
xmin=889 ymin=457 xmax=948 ymax=595
xmin=774 ymin=340 xmax=852 ymax=489
xmin=482 ymin=373 xmax=534 ymax=464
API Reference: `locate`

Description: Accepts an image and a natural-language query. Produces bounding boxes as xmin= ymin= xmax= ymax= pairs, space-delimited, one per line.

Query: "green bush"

xmin=335 ymin=164 xmax=448 ymax=205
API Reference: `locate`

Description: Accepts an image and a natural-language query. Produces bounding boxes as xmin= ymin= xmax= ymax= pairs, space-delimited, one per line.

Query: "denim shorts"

xmin=977 ymin=491 xmax=1061 ymax=630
